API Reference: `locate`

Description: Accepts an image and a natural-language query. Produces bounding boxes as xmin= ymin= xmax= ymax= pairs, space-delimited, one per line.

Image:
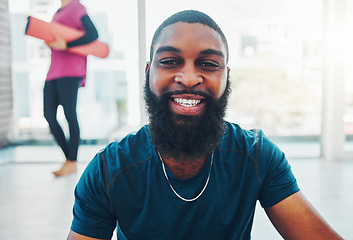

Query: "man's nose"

xmin=175 ymin=65 xmax=203 ymax=88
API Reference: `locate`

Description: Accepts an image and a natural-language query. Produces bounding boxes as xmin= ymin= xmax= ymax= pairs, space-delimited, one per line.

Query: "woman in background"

xmin=45 ymin=0 xmax=98 ymax=176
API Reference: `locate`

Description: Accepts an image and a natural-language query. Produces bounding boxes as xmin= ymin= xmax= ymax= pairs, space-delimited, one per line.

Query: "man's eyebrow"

xmin=200 ymin=49 xmax=225 ymax=58
xmin=155 ymin=46 xmax=181 ymax=55
xmin=155 ymin=46 xmax=225 ymax=59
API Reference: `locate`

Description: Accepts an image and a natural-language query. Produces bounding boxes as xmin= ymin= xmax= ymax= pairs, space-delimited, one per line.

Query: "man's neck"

xmin=160 ymin=154 xmax=209 ymax=180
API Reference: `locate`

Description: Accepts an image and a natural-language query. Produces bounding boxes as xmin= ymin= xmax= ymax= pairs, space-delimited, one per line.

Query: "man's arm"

xmin=265 ymin=191 xmax=343 ymax=240
xmin=67 ymin=230 xmax=109 ymax=240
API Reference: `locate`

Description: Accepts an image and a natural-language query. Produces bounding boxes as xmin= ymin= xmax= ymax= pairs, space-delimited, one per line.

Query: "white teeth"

xmin=173 ymin=98 xmax=201 ymax=107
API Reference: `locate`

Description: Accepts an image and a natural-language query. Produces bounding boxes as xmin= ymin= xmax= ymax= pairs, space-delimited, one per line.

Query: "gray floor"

xmin=0 ymin=144 xmax=352 ymax=240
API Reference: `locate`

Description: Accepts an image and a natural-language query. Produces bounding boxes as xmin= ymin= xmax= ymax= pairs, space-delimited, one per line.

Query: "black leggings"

xmin=43 ymin=77 xmax=81 ymax=161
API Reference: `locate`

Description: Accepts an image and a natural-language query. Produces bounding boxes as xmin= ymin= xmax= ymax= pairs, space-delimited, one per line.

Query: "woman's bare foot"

xmin=53 ymin=160 xmax=77 ymax=177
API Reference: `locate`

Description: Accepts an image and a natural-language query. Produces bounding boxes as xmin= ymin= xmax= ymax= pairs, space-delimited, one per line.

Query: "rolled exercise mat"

xmin=25 ymin=16 xmax=109 ymax=58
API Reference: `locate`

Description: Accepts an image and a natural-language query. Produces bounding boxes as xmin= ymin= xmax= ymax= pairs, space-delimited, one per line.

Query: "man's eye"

xmin=200 ymin=61 xmax=220 ymax=70
xmin=159 ymin=59 xmax=180 ymax=67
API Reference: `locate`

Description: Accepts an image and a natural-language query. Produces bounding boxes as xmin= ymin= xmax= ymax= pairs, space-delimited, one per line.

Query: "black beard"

xmin=144 ymin=70 xmax=231 ymax=160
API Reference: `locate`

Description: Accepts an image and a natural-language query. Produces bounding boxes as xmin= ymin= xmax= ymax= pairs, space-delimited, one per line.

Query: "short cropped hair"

xmin=149 ymin=10 xmax=229 ymax=63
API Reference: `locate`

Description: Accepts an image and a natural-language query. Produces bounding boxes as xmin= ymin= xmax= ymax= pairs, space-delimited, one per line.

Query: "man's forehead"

xmin=153 ymin=22 xmax=226 ymax=56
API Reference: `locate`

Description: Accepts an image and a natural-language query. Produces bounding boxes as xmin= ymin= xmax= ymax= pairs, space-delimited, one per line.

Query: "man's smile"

xmin=173 ymin=98 xmax=202 ymax=107
xmin=169 ymin=94 xmax=205 ymax=115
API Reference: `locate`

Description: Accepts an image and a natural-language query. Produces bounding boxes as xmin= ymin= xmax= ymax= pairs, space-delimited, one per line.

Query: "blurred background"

xmin=1 ymin=0 xmax=353 ymax=160
xmin=0 ymin=0 xmax=353 ymax=239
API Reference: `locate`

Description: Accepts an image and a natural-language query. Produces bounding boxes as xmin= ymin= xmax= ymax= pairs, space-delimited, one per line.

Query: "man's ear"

xmin=145 ymin=62 xmax=151 ymax=74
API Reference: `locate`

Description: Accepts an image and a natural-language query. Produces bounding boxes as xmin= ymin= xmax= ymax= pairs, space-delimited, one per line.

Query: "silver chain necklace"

xmin=157 ymin=151 xmax=214 ymax=202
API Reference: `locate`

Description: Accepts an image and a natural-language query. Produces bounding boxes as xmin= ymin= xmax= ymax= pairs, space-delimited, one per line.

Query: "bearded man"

xmin=67 ymin=10 xmax=343 ymax=240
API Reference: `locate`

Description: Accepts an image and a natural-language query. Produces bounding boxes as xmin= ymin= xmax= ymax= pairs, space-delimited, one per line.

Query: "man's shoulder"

xmin=223 ymin=121 xmax=264 ymax=140
xmin=113 ymin=125 xmax=151 ymax=151
xmin=221 ymin=121 xmax=267 ymax=150
xmin=98 ymin=125 xmax=153 ymax=169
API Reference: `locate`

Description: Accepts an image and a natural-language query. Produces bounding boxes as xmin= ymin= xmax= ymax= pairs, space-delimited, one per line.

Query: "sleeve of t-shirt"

xmin=70 ymin=150 xmax=116 ymax=239
xmin=67 ymin=15 xmax=98 ymax=48
xmin=256 ymin=131 xmax=300 ymax=208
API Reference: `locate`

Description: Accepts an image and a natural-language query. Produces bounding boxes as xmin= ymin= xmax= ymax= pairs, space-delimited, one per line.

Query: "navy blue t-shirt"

xmin=71 ymin=122 xmax=300 ymax=239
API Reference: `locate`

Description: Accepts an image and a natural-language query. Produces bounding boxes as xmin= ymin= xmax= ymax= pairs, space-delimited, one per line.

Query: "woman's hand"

xmin=46 ymin=31 xmax=67 ymax=50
